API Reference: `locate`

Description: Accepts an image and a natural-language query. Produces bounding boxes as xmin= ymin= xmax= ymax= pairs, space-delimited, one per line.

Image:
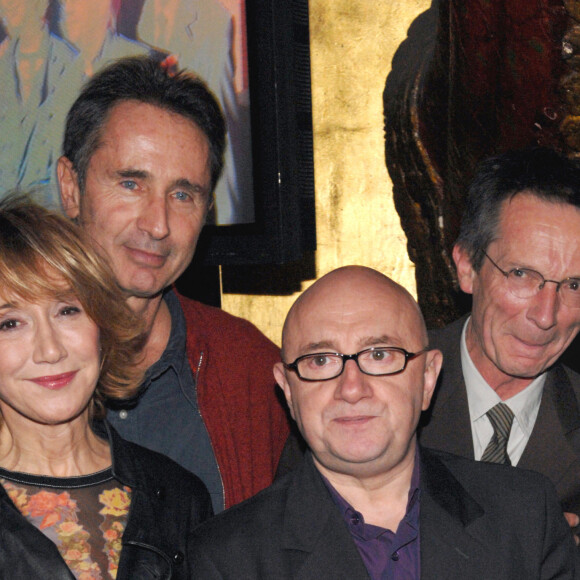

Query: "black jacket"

xmin=190 ymin=449 xmax=574 ymax=579
xmin=0 ymin=422 xmax=212 ymax=579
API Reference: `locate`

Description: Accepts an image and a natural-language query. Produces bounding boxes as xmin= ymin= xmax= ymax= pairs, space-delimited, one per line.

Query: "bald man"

xmin=189 ymin=267 xmax=574 ymax=579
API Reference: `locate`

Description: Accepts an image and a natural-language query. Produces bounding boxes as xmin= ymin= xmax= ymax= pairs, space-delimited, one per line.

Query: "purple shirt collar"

xmin=321 ymin=445 xmax=421 ymax=580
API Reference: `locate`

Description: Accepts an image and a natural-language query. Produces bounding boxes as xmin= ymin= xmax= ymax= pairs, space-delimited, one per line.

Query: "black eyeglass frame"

xmin=283 ymin=346 xmax=430 ymax=382
xmin=482 ymin=250 xmax=580 ymax=305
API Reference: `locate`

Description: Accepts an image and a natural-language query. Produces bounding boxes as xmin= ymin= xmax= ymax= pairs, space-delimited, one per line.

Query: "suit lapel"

xmin=421 ymin=317 xmax=475 ymax=459
xmin=420 ymin=449 xmax=504 ymax=579
xmin=518 ymin=365 xmax=580 ymax=510
xmin=281 ymin=455 xmax=370 ymax=580
xmin=289 ymin=522 xmax=370 ymax=580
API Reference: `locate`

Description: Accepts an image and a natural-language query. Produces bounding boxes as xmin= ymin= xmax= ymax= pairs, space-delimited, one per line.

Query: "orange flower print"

xmin=77 ymin=562 xmax=102 ymax=580
xmin=109 ymin=562 xmax=119 ymax=579
xmin=27 ymin=490 xmax=74 ymax=529
xmin=1 ymin=481 xmax=106 ymax=577
xmin=100 ymin=486 xmax=131 ymax=578
xmin=28 ymin=491 xmax=73 ymax=517
xmin=65 ymin=548 xmax=83 ymax=561
xmin=4 ymin=483 xmax=28 ymax=513
xmin=57 ymin=521 xmax=82 ymax=536
xmin=104 ymin=529 xmax=118 ymax=541
xmin=99 ymin=488 xmax=130 ymax=517
xmin=39 ymin=511 xmax=61 ymax=530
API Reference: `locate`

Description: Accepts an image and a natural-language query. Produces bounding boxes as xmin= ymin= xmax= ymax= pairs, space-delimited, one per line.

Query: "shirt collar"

xmin=142 ymin=289 xmax=188 ymax=383
xmin=460 ymin=316 xmax=546 ymax=438
xmin=320 ymin=445 xmax=421 ymax=531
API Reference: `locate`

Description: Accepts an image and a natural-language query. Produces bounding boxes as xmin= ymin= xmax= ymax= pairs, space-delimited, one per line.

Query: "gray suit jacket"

xmin=189 ymin=449 xmax=574 ymax=579
xmin=420 ymin=315 xmax=580 ymax=514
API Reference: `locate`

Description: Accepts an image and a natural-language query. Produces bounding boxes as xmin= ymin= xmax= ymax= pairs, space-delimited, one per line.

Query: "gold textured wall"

xmin=222 ymin=0 xmax=430 ymax=345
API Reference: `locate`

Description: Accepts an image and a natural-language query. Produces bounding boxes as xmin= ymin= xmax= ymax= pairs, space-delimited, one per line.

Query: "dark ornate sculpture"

xmin=384 ymin=0 xmax=579 ymax=328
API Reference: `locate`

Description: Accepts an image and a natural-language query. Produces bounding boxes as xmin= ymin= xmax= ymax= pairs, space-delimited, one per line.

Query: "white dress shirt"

xmin=460 ymin=317 xmax=545 ymax=465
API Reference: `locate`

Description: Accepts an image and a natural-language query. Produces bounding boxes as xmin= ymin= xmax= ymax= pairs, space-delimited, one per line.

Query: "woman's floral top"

xmin=0 ymin=467 xmax=132 ymax=579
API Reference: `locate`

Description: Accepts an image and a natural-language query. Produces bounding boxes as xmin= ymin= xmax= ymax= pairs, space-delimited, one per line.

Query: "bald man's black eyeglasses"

xmin=283 ymin=346 xmax=429 ymax=382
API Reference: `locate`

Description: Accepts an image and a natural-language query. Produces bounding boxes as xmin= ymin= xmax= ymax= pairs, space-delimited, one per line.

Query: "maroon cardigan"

xmin=177 ymin=292 xmax=291 ymax=509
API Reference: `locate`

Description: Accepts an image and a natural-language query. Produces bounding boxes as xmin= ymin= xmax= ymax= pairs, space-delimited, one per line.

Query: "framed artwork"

xmin=198 ymin=0 xmax=315 ymax=265
xmin=197 ymin=0 xmax=316 ymax=265
xmin=0 ymin=0 xmax=314 ymax=264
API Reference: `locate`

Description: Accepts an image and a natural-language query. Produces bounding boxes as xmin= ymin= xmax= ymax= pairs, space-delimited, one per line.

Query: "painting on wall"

xmin=0 ymin=0 xmax=253 ymax=225
xmin=0 ymin=0 xmax=314 ymax=265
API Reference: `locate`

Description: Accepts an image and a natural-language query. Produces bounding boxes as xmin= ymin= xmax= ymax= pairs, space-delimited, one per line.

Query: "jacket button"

xmin=173 ymin=551 xmax=184 ymax=564
xmin=154 ymin=488 xmax=164 ymax=499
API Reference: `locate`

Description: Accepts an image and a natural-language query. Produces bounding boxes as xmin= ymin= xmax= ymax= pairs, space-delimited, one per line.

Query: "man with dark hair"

xmin=419 ymin=147 xmax=580 ymax=535
xmin=60 ymin=56 xmax=225 ymax=194
xmin=57 ymin=55 xmax=290 ymax=513
xmin=189 ymin=266 xmax=575 ymax=579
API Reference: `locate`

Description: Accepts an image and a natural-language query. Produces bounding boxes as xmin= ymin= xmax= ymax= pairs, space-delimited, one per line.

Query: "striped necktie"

xmin=480 ymin=403 xmax=514 ymax=466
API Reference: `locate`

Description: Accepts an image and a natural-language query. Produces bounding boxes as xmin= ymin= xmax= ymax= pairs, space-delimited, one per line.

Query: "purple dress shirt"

xmin=322 ymin=448 xmax=421 ymax=580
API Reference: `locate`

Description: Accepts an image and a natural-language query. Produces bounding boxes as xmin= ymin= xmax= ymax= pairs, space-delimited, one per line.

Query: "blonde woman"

xmin=0 ymin=199 xmax=211 ymax=579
